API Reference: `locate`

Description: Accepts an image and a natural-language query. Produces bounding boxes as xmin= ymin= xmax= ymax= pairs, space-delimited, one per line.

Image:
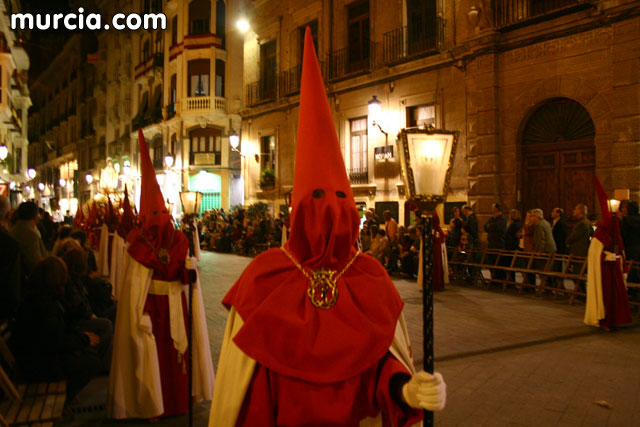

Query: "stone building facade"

xmin=0 ymin=0 xmax=30 ymax=205
xmin=29 ymin=0 xmax=244 ymax=213
xmin=237 ymin=0 xmax=640 ymax=229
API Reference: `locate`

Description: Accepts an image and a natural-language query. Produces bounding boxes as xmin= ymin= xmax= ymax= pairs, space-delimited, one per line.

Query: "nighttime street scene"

xmin=1 ymin=0 xmax=640 ymax=426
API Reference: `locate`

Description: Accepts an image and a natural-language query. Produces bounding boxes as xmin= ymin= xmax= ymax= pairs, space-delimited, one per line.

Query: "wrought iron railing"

xmin=246 ymin=73 xmax=278 ymax=107
xmin=383 ymin=17 xmax=445 ymax=65
xmin=279 ymin=64 xmax=302 ymax=96
xmin=348 ymin=167 xmax=369 ymax=185
xmin=493 ymin=0 xmax=589 ymax=28
xmin=325 ymin=42 xmax=378 ymax=82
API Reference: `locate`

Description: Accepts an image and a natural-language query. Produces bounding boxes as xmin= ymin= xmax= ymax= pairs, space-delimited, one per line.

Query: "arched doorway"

xmin=520 ymin=98 xmax=596 ymax=222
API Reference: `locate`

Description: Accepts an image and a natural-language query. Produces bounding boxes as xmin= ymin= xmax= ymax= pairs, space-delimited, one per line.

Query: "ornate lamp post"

xmin=396 ymin=126 xmax=458 ymax=426
xmin=179 ymin=190 xmax=202 ymax=427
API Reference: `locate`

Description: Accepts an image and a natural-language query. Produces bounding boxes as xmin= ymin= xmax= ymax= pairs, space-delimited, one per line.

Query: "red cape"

xmin=223 ymin=248 xmax=404 ymax=384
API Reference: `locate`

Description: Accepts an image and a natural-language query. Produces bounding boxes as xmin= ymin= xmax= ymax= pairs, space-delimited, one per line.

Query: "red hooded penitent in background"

xmin=584 ymin=176 xmax=632 ymax=329
xmin=209 ymin=27 xmax=430 ymax=426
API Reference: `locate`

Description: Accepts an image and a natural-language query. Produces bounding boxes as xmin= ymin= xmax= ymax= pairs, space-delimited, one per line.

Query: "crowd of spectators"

xmin=0 ymin=196 xmax=115 ymax=402
xmin=196 ymin=207 xmax=287 ymax=256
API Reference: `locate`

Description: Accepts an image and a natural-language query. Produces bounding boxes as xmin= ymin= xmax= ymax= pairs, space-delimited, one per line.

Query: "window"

xmin=190 ymin=128 xmax=222 ymax=165
xmin=170 ymin=133 xmax=177 ymax=155
xmin=215 ymin=59 xmax=225 ymax=97
xmin=406 ymin=104 xmax=435 ymax=128
xmin=142 ymin=0 xmax=150 ymax=14
xmin=347 ymin=1 xmax=370 ymax=69
xmin=298 ymin=20 xmax=318 ymax=62
xmin=154 ymin=30 xmax=163 ymax=54
xmin=260 ymin=40 xmax=277 ymax=100
xmin=142 ymin=39 xmax=150 ymax=62
xmin=216 ymin=0 xmax=226 ymax=48
xmin=188 ymin=59 xmax=210 ymax=97
xmin=189 ymin=0 xmax=211 ymax=35
xmin=153 ymin=137 xmax=163 ymax=169
xmin=170 ymin=74 xmax=177 ymax=104
xmin=349 ymin=117 xmax=368 ymax=184
xmin=407 ymin=0 xmax=437 ymax=54
xmin=260 ymin=135 xmax=276 ymax=173
xmin=171 ymin=16 xmax=178 ymax=46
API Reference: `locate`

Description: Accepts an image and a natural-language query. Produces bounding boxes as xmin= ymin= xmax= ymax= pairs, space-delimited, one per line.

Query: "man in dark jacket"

xmin=484 ymin=203 xmax=508 ymax=282
xmin=462 ymin=205 xmax=479 ymax=247
xmin=621 ymin=201 xmax=640 ymax=289
xmin=551 ymin=208 xmax=569 ymax=254
xmin=0 ymin=196 xmax=22 ymax=322
xmin=566 ymin=204 xmax=592 ymax=257
xmin=484 ymin=203 xmax=507 ymax=249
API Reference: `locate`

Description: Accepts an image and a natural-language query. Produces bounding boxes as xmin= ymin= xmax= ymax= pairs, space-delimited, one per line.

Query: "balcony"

xmin=246 ymin=76 xmax=278 ymax=107
xmin=383 ymin=17 xmax=445 ymax=66
xmin=182 ymin=96 xmax=226 ymax=114
xmin=279 ymin=65 xmax=302 ymax=96
xmin=493 ymin=0 xmax=594 ymax=29
xmin=134 ymin=53 xmax=164 ymax=79
xmin=348 ymin=167 xmax=369 ymax=185
xmin=190 ymin=151 xmax=221 ymax=166
xmin=325 ymin=42 xmax=378 ymax=82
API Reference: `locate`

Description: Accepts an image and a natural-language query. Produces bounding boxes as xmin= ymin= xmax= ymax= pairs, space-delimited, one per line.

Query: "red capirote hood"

xmin=223 ymin=27 xmax=404 ymax=383
xmin=283 ymin=27 xmax=361 ymax=271
xmin=127 ymin=129 xmax=188 ymax=282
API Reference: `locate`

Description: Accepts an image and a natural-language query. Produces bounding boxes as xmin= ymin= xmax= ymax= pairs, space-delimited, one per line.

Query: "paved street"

xmin=68 ymin=251 xmax=640 ymax=426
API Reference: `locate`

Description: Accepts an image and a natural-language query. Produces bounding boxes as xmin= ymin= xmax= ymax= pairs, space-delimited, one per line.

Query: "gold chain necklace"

xmin=280 ymin=246 xmax=359 ymax=309
xmin=139 ymin=227 xmax=176 ymax=265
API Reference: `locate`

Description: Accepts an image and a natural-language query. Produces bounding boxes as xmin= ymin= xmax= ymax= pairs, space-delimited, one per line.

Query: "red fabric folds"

xmin=224 ymin=249 xmax=404 ymax=383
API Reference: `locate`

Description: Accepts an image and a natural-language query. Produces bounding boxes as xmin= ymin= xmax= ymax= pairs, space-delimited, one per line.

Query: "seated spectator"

xmin=360 ymin=225 xmax=372 ymax=252
xmin=400 ymin=229 xmax=420 ymax=278
xmin=11 ymin=256 xmax=102 ymax=400
xmin=366 ymin=227 xmax=389 ymax=263
xmin=70 ymin=229 xmax=98 ymax=275
xmin=10 ymin=201 xmax=48 ymax=274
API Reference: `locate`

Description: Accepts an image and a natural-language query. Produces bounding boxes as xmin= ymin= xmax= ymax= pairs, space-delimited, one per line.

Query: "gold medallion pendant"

xmin=158 ymin=248 xmax=171 ymax=265
xmin=307 ymin=269 xmax=339 ymax=309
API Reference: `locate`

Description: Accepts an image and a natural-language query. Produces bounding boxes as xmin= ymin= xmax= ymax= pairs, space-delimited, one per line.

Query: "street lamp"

xmin=37 ymin=182 xmax=44 ymax=191
xmin=236 ymin=17 xmax=250 ymax=33
xmin=86 ymin=174 xmax=94 ymax=184
xmin=59 ymin=178 xmax=67 ymax=187
xmin=164 ymin=153 xmax=175 ymax=168
xmin=229 ymin=130 xmax=240 ymax=150
xmin=179 ymin=190 xmax=202 ymax=427
xmin=396 ymin=126 xmax=458 ymax=427
xmin=0 ymin=145 xmax=7 ymax=161
xmin=368 ymin=95 xmax=388 ymax=142
xmin=27 ymin=168 xmax=36 ymax=179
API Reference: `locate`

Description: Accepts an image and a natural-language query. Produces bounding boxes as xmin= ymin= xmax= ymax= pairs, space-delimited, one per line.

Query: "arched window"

xmin=189 ymin=0 xmax=211 ymax=35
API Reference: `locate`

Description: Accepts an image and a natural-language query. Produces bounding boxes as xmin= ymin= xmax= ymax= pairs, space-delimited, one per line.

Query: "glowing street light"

xmin=229 ymin=130 xmax=240 ymax=150
xmin=59 ymin=178 xmax=67 ymax=187
xmin=37 ymin=182 xmax=44 ymax=191
xmin=164 ymin=153 xmax=175 ymax=168
xmin=27 ymin=168 xmax=36 ymax=179
xmin=0 ymin=145 xmax=8 ymax=160
xmin=236 ymin=18 xmax=250 ymax=33
xmin=86 ymin=174 xmax=94 ymax=184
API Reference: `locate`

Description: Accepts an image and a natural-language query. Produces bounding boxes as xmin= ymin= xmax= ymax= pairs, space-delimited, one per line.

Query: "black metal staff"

xmin=185 ymin=215 xmax=196 ymax=427
xmin=420 ymin=209 xmax=435 ymax=427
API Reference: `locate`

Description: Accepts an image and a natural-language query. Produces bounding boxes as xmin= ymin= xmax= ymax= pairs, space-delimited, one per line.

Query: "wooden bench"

xmin=446 ymin=247 xmax=640 ymax=309
xmin=0 ymin=323 xmax=67 ymax=426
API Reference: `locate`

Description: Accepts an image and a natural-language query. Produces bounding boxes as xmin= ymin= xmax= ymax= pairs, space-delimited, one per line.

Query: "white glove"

xmin=402 ymin=371 xmax=446 ymax=411
xmin=185 ymin=256 xmax=198 ymax=270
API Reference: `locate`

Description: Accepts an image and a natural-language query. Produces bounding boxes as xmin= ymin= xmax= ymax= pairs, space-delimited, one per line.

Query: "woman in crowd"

xmin=12 ymin=257 xmax=102 ymax=400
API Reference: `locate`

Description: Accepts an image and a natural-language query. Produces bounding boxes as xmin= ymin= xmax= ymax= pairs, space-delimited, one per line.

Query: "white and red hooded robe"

xmin=209 ymin=28 xmax=422 ymax=427
xmin=108 ymin=130 xmax=214 ymax=419
xmin=584 ymin=177 xmax=632 ymax=328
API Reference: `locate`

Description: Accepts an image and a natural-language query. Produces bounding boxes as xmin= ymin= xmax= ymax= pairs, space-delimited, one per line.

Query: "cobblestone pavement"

xmin=67 ymin=251 xmax=640 ymax=426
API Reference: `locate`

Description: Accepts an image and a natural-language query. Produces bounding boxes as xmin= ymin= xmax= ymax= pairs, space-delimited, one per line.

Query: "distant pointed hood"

xmin=126 ymin=130 xmax=189 ymax=282
xmin=73 ymin=203 xmax=84 ymax=229
xmin=117 ymin=184 xmax=136 ymax=238
xmin=593 ymin=175 xmax=625 ymax=252
xmin=137 ymin=129 xmax=170 ymax=227
xmin=284 ymin=27 xmax=360 ymax=269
